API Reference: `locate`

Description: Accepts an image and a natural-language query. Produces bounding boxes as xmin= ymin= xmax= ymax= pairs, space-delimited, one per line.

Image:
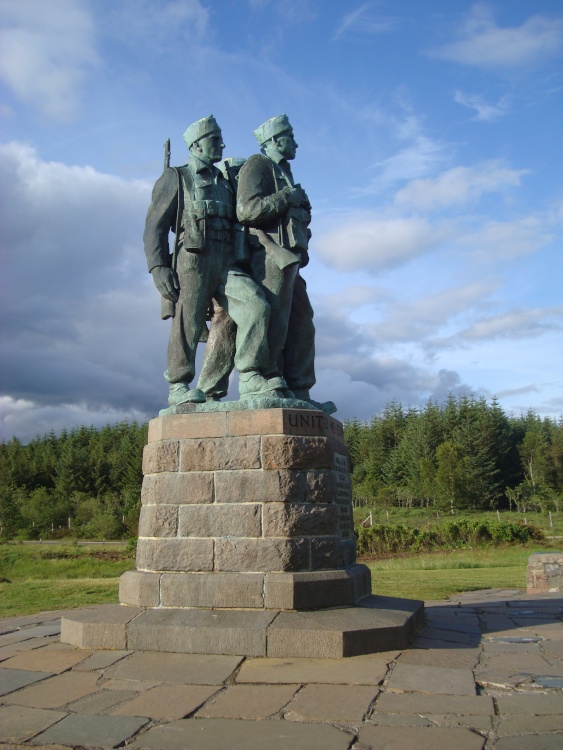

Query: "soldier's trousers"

xmin=166 ymin=241 xmax=269 ymax=385
xmin=197 ymin=251 xmax=315 ymax=396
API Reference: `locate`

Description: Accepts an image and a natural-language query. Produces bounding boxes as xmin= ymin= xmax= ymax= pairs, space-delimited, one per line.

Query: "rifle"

xmin=160 ymin=138 xmax=181 ymax=320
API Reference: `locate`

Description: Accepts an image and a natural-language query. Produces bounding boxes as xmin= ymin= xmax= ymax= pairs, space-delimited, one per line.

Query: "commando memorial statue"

xmin=144 ymin=114 xmax=335 ymax=415
xmin=60 ymin=114 xmax=423 ymax=660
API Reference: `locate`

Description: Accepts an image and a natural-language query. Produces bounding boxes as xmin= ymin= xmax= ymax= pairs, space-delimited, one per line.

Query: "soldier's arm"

xmin=236 ymin=157 xmax=301 ymax=226
xmin=143 ymin=168 xmax=178 ymax=272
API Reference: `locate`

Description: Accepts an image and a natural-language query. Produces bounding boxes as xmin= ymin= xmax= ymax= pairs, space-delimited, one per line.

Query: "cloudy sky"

xmin=1 ymin=0 xmax=562 ymax=442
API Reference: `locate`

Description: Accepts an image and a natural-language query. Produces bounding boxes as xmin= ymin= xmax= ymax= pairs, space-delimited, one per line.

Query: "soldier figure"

xmin=143 ymin=115 xmax=287 ymax=406
xmin=237 ymin=115 xmax=334 ymax=412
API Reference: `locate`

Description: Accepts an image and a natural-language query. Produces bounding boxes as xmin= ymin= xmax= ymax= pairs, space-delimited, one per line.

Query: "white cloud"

xmin=461 ymin=216 xmax=554 ymax=261
xmin=315 ymin=216 xmax=447 ymax=272
xmin=333 ymin=3 xmax=400 ymax=40
xmin=395 ymin=161 xmax=528 ymax=211
xmin=373 ymin=133 xmax=448 ymax=188
xmin=0 ymin=0 xmax=99 ymax=120
xmin=366 ymin=281 xmax=499 ymax=343
xmin=454 ymin=90 xmax=511 ymax=121
xmin=429 ymin=3 xmax=563 ymax=71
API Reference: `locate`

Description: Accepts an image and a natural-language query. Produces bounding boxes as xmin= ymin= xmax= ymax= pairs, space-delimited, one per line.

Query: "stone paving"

xmin=0 ymin=589 xmax=561 ymax=749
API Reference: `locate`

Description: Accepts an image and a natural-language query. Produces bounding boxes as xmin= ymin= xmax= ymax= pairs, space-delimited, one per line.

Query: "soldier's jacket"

xmin=143 ymin=156 xmax=236 ymax=273
xmin=236 ymin=153 xmax=310 ymax=257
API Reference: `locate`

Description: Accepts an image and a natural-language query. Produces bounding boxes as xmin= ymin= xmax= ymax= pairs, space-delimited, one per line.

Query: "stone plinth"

xmin=61 ymin=409 xmax=424 ymax=657
xmin=527 ymin=552 xmax=563 ymax=593
xmin=123 ymin=409 xmax=367 ymax=609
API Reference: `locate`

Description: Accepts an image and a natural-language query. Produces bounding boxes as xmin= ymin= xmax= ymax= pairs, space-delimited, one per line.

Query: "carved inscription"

xmin=333 ymin=451 xmax=353 ymax=539
xmin=283 ymin=410 xmax=344 ymax=441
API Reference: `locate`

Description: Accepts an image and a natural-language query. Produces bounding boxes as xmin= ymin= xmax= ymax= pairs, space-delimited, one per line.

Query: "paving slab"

xmin=196 ymin=684 xmax=298 ymax=719
xmin=357 ymin=724 xmax=485 ymax=749
xmin=0 ymin=705 xmax=66 ymax=743
xmin=495 ymin=693 xmax=563 ymax=716
xmin=67 ymin=689 xmax=139 ymax=714
xmin=29 ymin=713 xmax=149 ymax=747
xmin=414 ymin=626 xmax=481 ymax=645
xmin=101 ymin=678 xmax=160 ymax=692
xmin=386 ymin=663 xmax=477 ymax=695
xmin=475 ymin=652 xmax=558 ymax=674
xmin=0 ymin=637 xmax=60 ymax=663
xmin=130 ymin=718 xmax=354 ymax=750
xmin=284 ymin=683 xmax=378 ymax=722
xmin=497 ymin=714 xmax=563 ymax=735
xmin=370 ymin=713 xmax=434 ymax=727
xmin=2 ymin=670 xmax=100 ymax=708
xmin=112 ymin=684 xmax=220 ymax=720
xmin=0 ymin=625 xmax=61 ymax=645
xmin=494 ymin=736 xmax=563 ymax=750
xmin=426 ymin=714 xmax=493 ymax=731
xmin=0 ymin=643 xmax=92 ymax=673
xmin=236 ymin=653 xmax=394 ymax=685
xmin=0 ymin=668 xmax=52 ymax=697
xmin=72 ymin=650 xmax=131 ymax=671
xmin=397 ymin=644 xmax=481 ymax=670
xmin=375 ymin=693 xmax=494 ymax=715
xmin=104 ymin=652 xmax=242 ymax=685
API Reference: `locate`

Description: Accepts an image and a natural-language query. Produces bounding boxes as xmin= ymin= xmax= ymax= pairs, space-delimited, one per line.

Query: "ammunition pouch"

xmin=182 ymin=200 xmax=235 ymax=252
xmin=285 ymin=206 xmax=310 ymax=253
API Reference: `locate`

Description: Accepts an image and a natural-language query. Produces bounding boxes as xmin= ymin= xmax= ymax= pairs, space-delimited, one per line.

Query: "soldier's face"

xmin=275 ymin=130 xmax=298 ymax=160
xmin=197 ymin=131 xmax=225 ymax=163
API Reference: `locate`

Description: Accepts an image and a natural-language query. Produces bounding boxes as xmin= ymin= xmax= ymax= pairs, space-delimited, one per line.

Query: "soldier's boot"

xmin=239 ymin=372 xmax=287 ymax=400
xmin=168 ymin=382 xmax=206 ymax=406
xmin=291 ymin=388 xmax=337 ymax=415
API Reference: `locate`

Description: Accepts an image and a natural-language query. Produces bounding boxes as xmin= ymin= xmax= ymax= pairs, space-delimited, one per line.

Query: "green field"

xmin=1 ymin=540 xmax=558 ymax=617
xmin=0 ymin=543 xmax=135 ymax=618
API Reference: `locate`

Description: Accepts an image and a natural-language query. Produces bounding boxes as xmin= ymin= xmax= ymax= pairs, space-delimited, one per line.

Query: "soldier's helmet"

xmin=183 ymin=115 xmax=221 ymax=148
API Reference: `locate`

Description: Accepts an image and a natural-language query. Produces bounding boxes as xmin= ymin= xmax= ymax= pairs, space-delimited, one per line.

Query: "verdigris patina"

xmin=143 ymin=116 xmax=289 ymax=408
xmin=144 ymin=114 xmax=335 ymax=415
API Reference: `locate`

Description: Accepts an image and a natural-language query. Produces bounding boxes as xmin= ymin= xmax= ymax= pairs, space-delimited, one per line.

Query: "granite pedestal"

xmin=61 ymin=408 xmax=423 ymax=657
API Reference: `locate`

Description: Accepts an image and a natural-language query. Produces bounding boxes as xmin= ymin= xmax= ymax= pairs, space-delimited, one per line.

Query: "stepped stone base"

xmin=61 ymin=409 xmax=424 ymax=657
xmin=61 ymin=595 xmax=424 ymax=658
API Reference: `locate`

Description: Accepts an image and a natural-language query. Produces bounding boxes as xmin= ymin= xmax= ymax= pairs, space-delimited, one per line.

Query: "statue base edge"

xmin=60 ymin=594 xmax=424 ymax=658
xmin=159 ymin=396 xmax=337 ymax=416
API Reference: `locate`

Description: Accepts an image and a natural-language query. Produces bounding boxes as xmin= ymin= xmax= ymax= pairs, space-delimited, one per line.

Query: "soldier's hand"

xmin=285 ymin=186 xmax=308 ymax=207
xmin=151 ymin=266 xmax=180 ymax=303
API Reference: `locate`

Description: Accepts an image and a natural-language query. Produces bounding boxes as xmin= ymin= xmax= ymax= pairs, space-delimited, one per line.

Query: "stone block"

xmin=340 ymin=539 xmax=357 ymax=565
xmin=160 ymin=572 xmax=264 ymax=608
xmin=127 ymin=609 xmax=276 ymax=656
xmin=138 ymin=504 xmax=178 ymax=537
xmin=306 ymin=470 xmax=337 ymax=502
xmin=264 ymin=565 xmax=371 ymax=610
xmin=142 ymin=440 xmax=179 ymax=474
xmin=215 ymin=537 xmax=309 ymax=572
xmin=527 ymin=552 xmax=563 ymax=593
xmin=148 ymin=412 xmax=227 ymax=442
xmin=119 ymin=570 xmax=161 ymax=607
xmin=179 ymin=436 xmax=261 ymax=471
xmin=311 ymin=538 xmax=340 ymax=569
xmin=262 ymin=503 xmax=338 ymax=537
xmin=136 ymin=537 xmax=214 ymax=572
xmin=267 ymin=596 xmax=424 ymax=658
xmin=178 ymin=503 xmax=261 ymax=538
xmin=214 ymin=469 xmax=308 ymax=503
xmin=61 ymin=604 xmax=142 ymax=650
xmin=261 ymin=435 xmax=334 ymax=470
xmin=141 ymin=472 xmax=214 ymax=505
xmin=227 ymin=408 xmax=346 ymax=445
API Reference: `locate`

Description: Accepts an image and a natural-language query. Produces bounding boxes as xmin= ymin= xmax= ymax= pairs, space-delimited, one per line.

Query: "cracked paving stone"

xmin=196 ymin=684 xmax=298 ymax=720
xmin=357 ymin=724 xmax=485 ymax=749
xmin=29 ymin=713 xmax=149 ymax=748
xmin=386 ymin=663 xmax=476 ymax=695
xmin=104 ymin=652 xmax=242 ymax=685
xmin=2 ymin=670 xmax=100 ymax=708
xmin=0 ymin=643 xmax=92 ymax=674
xmin=0 ymin=705 xmax=66 ymax=743
xmin=0 ymin=669 xmax=52 ymax=697
xmin=284 ymin=683 xmax=378 ymax=723
xmin=112 ymin=684 xmax=220 ymax=720
xmin=130 ymin=718 xmax=354 ymax=750
xmin=494 ymin=737 xmax=563 ymax=750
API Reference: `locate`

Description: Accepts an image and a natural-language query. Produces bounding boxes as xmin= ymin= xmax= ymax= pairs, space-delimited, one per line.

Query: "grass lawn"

xmin=0 ymin=543 xmax=135 ymax=618
xmin=1 ymin=541 xmax=557 ymax=617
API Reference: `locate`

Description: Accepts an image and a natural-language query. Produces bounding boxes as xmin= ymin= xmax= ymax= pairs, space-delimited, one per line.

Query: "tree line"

xmin=0 ymin=396 xmax=561 ymax=540
xmin=345 ymin=396 xmax=562 ymax=513
xmin=0 ymin=422 xmax=146 ymax=539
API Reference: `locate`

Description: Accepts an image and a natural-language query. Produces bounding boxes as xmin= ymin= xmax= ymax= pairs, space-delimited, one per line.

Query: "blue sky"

xmin=1 ymin=0 xmax=562 ymax=441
